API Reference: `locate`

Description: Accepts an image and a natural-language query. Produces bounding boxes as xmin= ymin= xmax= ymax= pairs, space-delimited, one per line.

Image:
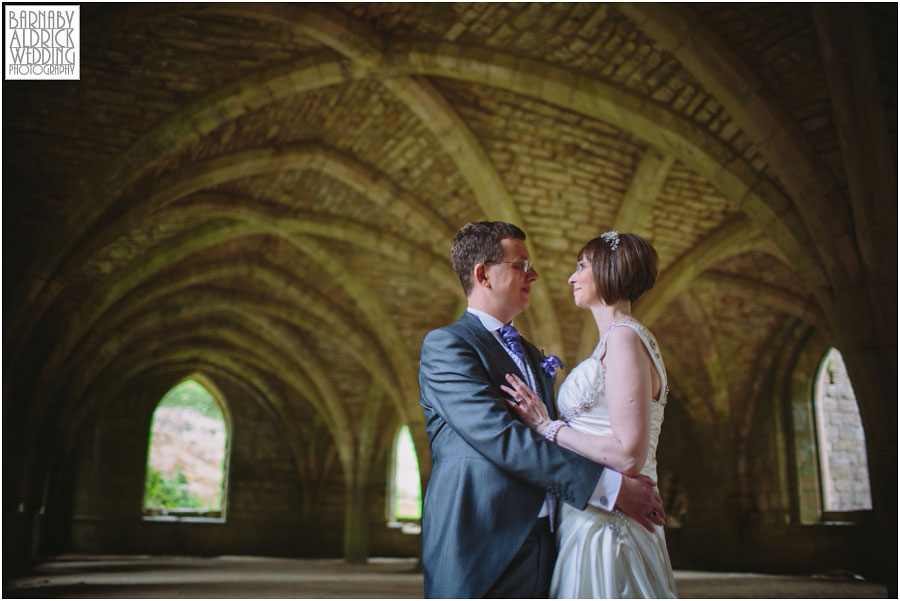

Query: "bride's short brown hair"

xmin=578 ymin=232 xmax=658 ymax=304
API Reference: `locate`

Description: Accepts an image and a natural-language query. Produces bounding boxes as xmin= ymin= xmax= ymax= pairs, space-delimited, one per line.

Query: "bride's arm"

xmin=557 ymin=327 xmax=652 ymax=476
xmin=503 ymin=326 xmax=653 ymax=477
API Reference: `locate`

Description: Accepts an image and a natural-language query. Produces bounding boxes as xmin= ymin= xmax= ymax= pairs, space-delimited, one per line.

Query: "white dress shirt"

xmin=467 ymin=307 xmax=621 ymax=514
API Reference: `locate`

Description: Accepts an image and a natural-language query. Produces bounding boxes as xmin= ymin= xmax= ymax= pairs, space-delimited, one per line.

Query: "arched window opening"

xmin=386 ymin=425 xmax=422 ymax=534
xmin=813 ymin=349 xmax=872 ymax=512
xmin=143 ymin=375 xmax=231 ymax=521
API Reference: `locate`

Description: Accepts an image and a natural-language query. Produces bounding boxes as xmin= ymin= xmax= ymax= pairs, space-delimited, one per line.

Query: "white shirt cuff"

xmin=587 ymin=469 xmax=622 ymax=512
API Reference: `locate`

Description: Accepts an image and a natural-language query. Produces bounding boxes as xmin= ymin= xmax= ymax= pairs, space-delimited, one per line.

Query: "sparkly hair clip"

xmin=601 ymin=230 xmax=620 ymax=251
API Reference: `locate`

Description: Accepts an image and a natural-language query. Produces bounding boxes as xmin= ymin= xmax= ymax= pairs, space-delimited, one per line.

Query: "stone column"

xmin=343 ymin=380 xmax=383 ymax=563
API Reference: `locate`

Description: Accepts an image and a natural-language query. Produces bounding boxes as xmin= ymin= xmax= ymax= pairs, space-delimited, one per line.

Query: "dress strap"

xmin=591 ymin=320 xmax=631 ymax=361
xmin=592 ymin=320 xmax=668 ymax=403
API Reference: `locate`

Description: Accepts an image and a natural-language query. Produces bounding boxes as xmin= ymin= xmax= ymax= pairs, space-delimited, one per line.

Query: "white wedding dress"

xmin=551 ymin=320 xmax=677 ymax=598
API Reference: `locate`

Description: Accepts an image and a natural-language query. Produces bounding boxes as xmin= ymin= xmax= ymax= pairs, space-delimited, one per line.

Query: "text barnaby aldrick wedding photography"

xmin=5 ymin=5 xmax=79 ymax=80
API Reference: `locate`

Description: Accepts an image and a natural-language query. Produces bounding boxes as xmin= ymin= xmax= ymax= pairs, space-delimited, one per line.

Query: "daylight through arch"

xmin=143 ymin=375 xmax=231 ymax=519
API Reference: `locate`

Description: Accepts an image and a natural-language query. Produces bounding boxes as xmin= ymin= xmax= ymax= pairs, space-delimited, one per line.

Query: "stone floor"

xmin=3 ymin=554 xmax=887 ymax=598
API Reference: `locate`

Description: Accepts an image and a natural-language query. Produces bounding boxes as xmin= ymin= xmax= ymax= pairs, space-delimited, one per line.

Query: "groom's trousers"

xmin=485 ymin=517 xmax=555 ymax=598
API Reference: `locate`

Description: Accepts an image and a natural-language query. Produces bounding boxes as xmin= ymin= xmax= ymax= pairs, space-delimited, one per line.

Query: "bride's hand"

xmin=501 ymin=373 xmax=552 ymax=435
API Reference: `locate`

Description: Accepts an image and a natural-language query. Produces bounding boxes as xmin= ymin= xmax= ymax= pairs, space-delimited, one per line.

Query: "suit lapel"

xmin=457 ymin=312 xmax=524 ymax=382
xmin=457 ymin=313 xmax=554 ymax=416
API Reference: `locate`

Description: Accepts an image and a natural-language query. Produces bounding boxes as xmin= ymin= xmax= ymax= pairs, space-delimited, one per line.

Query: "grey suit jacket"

xmin=418 ymin=311 xmax=604 ymax=598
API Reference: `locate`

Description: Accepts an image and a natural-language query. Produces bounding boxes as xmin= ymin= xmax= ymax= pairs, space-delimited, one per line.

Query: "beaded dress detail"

xmin=550 ymin=320 xmax=677 ymax=598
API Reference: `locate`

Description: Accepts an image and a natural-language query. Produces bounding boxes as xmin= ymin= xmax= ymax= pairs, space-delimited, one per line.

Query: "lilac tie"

xmin=498 ymin=325 xmax=526 ymax=363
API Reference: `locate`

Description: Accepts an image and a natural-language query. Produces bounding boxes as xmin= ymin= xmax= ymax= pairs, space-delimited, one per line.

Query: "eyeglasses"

xmin=487 ymin=259 xmax=535 ymax=273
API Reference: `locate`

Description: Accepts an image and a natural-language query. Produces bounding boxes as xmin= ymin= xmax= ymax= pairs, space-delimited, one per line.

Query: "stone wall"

xmin=656 ymin=322 xmax=880 ymax=579
xmin=64 ymin=375 xmax=348 ymax=558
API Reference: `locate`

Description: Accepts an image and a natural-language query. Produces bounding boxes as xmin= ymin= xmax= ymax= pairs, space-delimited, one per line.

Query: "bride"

xmin=502 ymin=231 xmax=677 ymax=598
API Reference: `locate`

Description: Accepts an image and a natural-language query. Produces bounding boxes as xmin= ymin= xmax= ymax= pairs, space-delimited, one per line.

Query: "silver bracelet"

xmin=543 ymin=420 xmax=566 ymax=442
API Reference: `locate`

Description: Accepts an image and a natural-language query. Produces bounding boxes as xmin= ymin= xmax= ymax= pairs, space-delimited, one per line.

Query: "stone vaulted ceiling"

xmin=4 ymin=2 xmax=896 ymax=541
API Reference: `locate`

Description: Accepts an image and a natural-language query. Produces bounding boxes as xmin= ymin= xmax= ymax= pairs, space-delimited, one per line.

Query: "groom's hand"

xmin=616 ymin=474 xmax=666 ymax=532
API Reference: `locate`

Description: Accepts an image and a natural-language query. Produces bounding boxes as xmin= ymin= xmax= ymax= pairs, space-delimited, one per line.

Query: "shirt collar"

xmin=466 ymin=306 xmax=510 ymax=332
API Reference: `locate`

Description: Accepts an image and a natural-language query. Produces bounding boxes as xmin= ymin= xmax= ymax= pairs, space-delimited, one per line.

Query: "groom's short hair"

xmin=451 ymin=221 xmax=526 ymax=296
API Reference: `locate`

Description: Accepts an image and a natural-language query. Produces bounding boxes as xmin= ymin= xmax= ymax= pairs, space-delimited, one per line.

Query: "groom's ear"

xmin=474 ymin=263 xmax=490 ymax=288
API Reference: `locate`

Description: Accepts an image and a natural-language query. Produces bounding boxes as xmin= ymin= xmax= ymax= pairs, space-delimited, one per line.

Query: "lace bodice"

xmin=556 ymin=320 xmax=668 ymax=482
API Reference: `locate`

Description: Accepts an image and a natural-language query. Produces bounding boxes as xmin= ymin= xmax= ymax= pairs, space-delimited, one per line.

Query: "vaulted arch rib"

xmin=618 ymin=3 xmax=855 ymax=282
xmin=34 ymin=222 xmax=421 ymax=443
xmin=65 ymin=316 xmax=354 ymax=473
xmin=382 ymin=41 xmax=827 ymax=296
xmin=11 ymin=141 xmax=449 ymax=361
xmin=63 ymin=265 xmax=407 ymax=410
xmin=695 ymin=272 xmax=827 ymax=333
xmin=178 ymin=195 xmax=459 ymax=295
xmin=62 ymin=356 xmax=285 ymax=456
xmin=635 ymin=216 xmax=764 ymax=326
xmin=677 ymin=292 xmax=729 ymax=423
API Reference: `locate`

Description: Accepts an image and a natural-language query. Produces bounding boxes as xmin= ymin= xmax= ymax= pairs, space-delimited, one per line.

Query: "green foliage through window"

xmin=143 ymin=378 xmax=228 ymax=515
xmin=158 ymin=379 xmax=221 ymax=418
xmin=144 ymin=466 xmax=204 ymax=509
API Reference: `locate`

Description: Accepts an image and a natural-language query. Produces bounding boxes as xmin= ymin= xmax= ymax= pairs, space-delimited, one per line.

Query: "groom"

xmin=418 ymin=222 xmax=665 ymax=598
